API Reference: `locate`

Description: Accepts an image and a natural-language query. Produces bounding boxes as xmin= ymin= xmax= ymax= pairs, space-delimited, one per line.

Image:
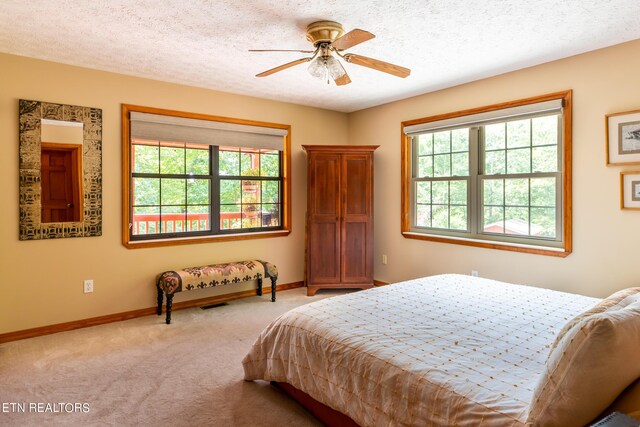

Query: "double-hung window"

xmin=401 ymin=91 xmax=572 ymax=256
xmin=122 ymin=105 xmax=291 ymax=248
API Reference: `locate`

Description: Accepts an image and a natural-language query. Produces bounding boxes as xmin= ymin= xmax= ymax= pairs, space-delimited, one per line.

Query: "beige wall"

xmin=2 ymin=39 xmax=639 ymax=335
xmin=351 ymin=39 xmax=640 ymax=298
xmin=0 ymin=53 xmax=349 ymax=334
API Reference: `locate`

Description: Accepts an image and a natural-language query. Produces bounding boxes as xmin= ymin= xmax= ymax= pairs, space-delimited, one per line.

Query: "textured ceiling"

xmin=1 ymin=0 xmax=639 ymax=112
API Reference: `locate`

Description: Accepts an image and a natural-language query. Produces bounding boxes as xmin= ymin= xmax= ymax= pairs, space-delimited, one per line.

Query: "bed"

xmin=242 ymin=274 xmax=640 ymax=426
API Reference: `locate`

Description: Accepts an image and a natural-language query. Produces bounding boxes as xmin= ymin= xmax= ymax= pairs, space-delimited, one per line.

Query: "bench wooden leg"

xmin=271 ymin=277 xmax=277 ymax=302
xmin=157 ymin=286 xmax=164 ymax=316
xmin=257 ymin=278 xmax=263 ymax=296
xmin=166 ymin=293 xmax=174 ymax=325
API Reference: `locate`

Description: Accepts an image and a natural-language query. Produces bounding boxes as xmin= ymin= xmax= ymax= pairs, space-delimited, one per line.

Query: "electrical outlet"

xmin=382 ymin=254 xmax=388 ymax=265
xmin=83 ymin=279 xmax=94 ymax=293
xmin=471 ymin=270 xmax=479 ymax=277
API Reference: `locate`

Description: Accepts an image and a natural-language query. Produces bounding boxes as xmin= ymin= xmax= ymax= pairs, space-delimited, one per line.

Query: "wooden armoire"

xmin=303 ymin=145 xmax=378 ymax=296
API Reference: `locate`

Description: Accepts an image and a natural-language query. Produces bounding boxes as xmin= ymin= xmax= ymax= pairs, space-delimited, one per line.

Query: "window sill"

xmin=123 ymin=229 xmax=291 ymax=249
xmin=402 ymin=231 xmax=570 ymax=257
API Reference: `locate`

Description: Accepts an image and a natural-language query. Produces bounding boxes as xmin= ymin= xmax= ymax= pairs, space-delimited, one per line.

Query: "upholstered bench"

xmin=156 ymin=260 xmax=277 ymax=324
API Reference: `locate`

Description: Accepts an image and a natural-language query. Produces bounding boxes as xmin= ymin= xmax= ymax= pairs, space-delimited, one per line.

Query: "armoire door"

xmin=307 ymin=153 xmax=341 ymax=285
xmin=341 ymin=154 xmax=373 ymax=284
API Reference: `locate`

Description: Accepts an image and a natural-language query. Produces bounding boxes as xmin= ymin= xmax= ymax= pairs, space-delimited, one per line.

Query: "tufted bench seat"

xmin=156 ymin=260 xmax=277 ymax=324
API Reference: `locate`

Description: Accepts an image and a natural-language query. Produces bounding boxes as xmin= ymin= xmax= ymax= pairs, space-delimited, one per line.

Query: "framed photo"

xmin=620 ymin=171 xmax=640 ymax=210
xmin=606 ymin=109 xmax=640 ymax=165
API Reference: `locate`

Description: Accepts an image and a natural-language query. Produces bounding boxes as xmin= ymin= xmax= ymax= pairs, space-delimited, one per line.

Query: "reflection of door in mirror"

xmin=39 ymin=118 xmax=84 ymax=224
xmin=41 ymin=143 xmax=82 ymax=222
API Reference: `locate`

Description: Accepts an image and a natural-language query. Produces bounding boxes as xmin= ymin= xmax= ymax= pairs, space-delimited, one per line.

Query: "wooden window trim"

xmin=121 ymin=104 xmax=291 ymax=249
xmin=400 ymin=90 xmax=572 ymax=257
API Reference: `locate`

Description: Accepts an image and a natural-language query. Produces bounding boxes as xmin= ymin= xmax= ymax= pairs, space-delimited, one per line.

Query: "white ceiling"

xmin=1 ymin=0 xmax=639 ymax=113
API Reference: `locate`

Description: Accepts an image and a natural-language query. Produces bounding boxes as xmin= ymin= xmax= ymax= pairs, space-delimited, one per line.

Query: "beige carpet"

xmin=0 ymin=288 xmax=350 ymax=426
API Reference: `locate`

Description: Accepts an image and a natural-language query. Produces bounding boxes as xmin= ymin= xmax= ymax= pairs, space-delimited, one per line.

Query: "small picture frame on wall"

xmin=620 ymin=171 xmax=640 ymax=210
xmin=606 ymin=109 xmax=640 ymax=165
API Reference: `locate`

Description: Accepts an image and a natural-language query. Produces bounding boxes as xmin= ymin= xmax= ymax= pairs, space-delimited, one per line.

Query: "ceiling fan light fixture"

xmin=307 ymin=55 xmax=347 ymax=84
xmin=325 ymin=56 xmax=346 ymax=80
xmin=307 ymin=56 xmax=327 ymax=80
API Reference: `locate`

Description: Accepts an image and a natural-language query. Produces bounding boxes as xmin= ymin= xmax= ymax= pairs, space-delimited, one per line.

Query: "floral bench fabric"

xmin=156 ymin=260 xmax=277 ymax=324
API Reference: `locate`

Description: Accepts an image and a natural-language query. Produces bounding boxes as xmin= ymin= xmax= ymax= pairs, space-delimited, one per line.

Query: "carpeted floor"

xmin=0 ymin=287 xmax=350 ymax=426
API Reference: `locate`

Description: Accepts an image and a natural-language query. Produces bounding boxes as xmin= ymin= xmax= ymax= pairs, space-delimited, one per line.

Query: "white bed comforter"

xmin=242 ymin=274 xmax=598 ymax=426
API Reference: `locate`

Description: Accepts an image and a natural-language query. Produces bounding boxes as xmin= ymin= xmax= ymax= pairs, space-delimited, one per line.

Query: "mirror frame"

xmin=19 ymin=99 xmax=102 ymax=240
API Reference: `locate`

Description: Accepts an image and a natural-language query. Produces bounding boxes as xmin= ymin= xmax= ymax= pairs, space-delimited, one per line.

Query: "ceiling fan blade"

xmin=332 ymin=29 xmax=375 ymax=51
xmin=256 ymin=57 xmax=311 ymax=77
xmin=249 ymin=49 xmax=315 ymax=53
xmin=334 ymin=73 xmax=352 ymax=86
xmin=344 ymin=54 xmax=411 ymax=78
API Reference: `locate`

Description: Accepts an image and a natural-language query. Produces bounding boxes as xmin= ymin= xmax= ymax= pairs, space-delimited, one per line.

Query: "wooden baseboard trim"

xmin=374 ymin=280 xmax=391 ymax=286
xmin=0 ymin=281 xmax=304 ymax=344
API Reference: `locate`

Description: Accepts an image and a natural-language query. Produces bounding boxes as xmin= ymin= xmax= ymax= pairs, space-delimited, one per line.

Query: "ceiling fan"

xmin=250 ymin=20 xmax=411 ymax=86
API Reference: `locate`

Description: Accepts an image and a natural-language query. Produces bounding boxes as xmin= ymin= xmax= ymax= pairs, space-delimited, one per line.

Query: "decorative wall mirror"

xmin=18 ymin=99 xmax=102 ymax=240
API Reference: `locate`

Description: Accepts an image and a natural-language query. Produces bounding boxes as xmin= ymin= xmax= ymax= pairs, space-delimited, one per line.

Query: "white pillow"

xmin=527 ymin=293 xmax=640 ymax=427
xmin=547 ymin=287 xmax=640 ymax=357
